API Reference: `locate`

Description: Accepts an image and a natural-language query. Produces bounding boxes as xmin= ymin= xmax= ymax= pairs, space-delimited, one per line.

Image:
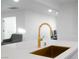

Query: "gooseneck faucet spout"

xmin=38 ymin=23 xmax=53 ymax=48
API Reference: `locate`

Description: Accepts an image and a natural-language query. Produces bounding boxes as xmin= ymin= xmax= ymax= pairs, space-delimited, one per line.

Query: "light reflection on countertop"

xmin=1 ymin=40 xmax=78 ymax=59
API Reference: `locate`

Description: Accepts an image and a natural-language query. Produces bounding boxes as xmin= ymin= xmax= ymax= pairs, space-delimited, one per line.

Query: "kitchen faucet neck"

xmin=38 ymin=23 xmax=53 ymax=48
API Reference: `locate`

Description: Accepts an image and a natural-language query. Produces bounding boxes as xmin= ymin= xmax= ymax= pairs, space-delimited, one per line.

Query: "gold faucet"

xmin=38 ymin=23 xmax=53 ymax=48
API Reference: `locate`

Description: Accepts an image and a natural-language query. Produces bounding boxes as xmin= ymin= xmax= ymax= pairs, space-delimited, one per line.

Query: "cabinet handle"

xmin=1 ymin=57 xmax=8 ymax=59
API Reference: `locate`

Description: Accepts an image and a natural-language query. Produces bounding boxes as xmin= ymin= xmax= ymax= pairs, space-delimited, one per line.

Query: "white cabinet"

xmin=1 ymin=46 xmax=9 ymax=59
xmin=1 ymin=44 xmax=17 ymax=59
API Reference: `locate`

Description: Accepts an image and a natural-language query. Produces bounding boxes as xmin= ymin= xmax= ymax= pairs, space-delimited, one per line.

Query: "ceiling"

xmin=1 ymin=0 xmax=77 ymax=13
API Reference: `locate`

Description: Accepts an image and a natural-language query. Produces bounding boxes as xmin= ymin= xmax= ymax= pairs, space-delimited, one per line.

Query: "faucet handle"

xmin=40 ymin=38 xmax=43 ymax=41
xmin=40 ymin=35 xmax=44 ymax=41
xmin=44 ymin=42 xmax=46 ymax=46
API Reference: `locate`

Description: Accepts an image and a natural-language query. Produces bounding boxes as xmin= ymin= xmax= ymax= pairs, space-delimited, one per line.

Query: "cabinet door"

xmin=1 ymin=44 xmax=17 ymax=59
xmin=1 ymin=46 xmax=9 ymax=59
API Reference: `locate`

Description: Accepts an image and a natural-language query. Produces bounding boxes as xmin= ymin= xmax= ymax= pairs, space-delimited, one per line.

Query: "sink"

xmin=31 ymin=45 xmax=69 ymax=58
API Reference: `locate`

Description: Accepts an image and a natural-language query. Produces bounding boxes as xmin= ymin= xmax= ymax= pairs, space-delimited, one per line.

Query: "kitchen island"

xmin=1 ymin=40 xmax=78 ymax=59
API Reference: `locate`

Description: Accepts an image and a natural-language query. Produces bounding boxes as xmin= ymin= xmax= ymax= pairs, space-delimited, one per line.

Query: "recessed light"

xmin=56 ymin=12 xmax=59 ymax=15
xmin=48 ymin=9 xmax=52 ymax=13
xmin=13 ymin=0 xmax=19 ymax=2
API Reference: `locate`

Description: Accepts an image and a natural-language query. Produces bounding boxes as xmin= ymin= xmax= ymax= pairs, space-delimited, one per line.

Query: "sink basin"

xmin=31 ymin=45 xmax=69 ymax=58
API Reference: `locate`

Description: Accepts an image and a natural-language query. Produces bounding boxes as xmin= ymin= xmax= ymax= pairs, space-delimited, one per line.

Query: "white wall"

xmin=2 ymin=10 xmax=57 ymax=41
xmin=57 ymin=1 xmax=78 ymax=41
xmin=2 ymin=1 xmax=78 ymax=42
xmin=24 ymin=10 xmax=57 ymax=41
xmin=1 ymin=11 xmax=26 ymax=40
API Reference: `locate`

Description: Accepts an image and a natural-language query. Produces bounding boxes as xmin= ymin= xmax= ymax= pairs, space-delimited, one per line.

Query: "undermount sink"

xmin=31 ymin=45 xmax=69 ymax=58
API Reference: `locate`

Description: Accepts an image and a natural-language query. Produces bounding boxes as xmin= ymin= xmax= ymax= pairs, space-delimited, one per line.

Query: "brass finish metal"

xmin=38 ymin=23 xmax=52 ymax=48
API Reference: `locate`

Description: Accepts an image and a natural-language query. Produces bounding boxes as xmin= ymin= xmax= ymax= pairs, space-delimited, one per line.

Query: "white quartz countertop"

xmin=1 ymin=40 xmax=78 ymax=59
